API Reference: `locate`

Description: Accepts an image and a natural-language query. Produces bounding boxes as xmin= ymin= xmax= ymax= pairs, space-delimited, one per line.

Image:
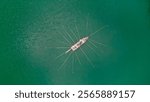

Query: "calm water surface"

xmin=0 ymin=0 xmax=150 ymax=84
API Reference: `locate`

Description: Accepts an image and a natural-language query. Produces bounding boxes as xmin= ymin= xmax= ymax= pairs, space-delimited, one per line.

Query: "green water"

xmin=0 ymin=0 xmax=150 ymax=84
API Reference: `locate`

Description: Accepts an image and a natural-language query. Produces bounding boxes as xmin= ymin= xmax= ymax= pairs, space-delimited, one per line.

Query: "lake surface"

xmin=0 ymin=0 xmax=150 ymax=84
